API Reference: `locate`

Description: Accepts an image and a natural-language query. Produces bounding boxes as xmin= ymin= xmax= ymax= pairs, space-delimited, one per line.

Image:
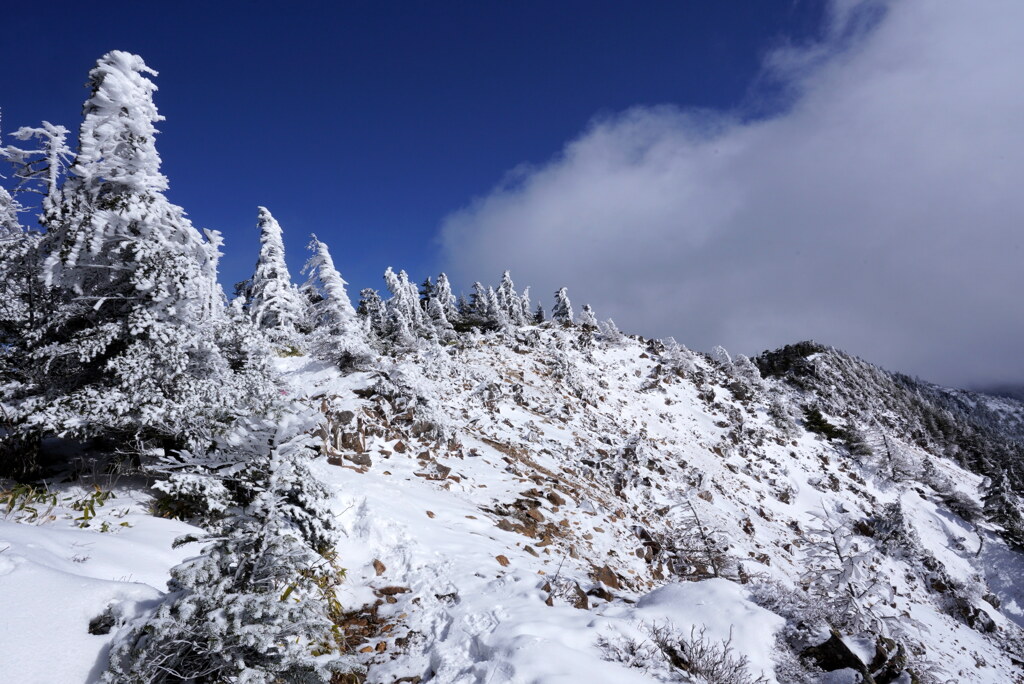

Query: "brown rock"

xmin=524 ymin=545 xmax=539 ymax=557
xmin=377 ymin=586 xmax=410 ymax=596
xmin=594 ymin=565 xmax=621 ymax=590
xmin=394 ymin=441 xmax=408 ymax=453
xmin=373 ymin=559 xmax=386 ymax=576
xmin=496 ymin=555 xmax=510 ymax=567
xmin=426 ymin=510 xmax=436 ymax=518
xmin=546 ymin=491 xmax=567 ymax=506
xmin=526 ymin=508 xmax=546 ymax=523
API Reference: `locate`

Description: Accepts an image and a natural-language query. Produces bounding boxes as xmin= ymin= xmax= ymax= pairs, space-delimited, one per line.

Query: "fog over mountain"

xmin=440 ymin=0 xmax=1024 ymax=389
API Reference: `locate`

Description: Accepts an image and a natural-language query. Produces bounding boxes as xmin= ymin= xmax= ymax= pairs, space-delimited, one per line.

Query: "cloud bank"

xmin=439 ymin=0 xmax=1024 ymax=388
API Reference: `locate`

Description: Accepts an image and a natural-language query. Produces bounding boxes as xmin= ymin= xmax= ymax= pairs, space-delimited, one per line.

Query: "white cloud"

xmin=439 ymin=0 xmax=1024 ymax=388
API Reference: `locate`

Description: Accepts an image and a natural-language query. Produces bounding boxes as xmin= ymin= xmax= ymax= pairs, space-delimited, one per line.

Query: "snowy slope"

xmin=4 ymin=326 xmax=1023 ymax=682
xmin=276 ymin=328 xmax=1024 ymax=683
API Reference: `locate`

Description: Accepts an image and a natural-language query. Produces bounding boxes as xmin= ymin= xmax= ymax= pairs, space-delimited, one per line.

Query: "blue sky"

xmin=4 ymin=1 xmax=1023 ymax=387
xmin=1 ymin=1 xmax=823 ymax=293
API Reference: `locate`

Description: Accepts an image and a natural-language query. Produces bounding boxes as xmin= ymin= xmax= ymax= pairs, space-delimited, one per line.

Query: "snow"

xmin=0 ymin=497 xmax=200 ymax=683
xmin=3 ymin=330 xmax=1023 ymax=682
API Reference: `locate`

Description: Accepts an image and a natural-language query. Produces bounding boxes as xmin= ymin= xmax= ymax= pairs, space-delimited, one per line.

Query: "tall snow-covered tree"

xmin=497 ymin=270 xmax=526 ymax=326
xmin=433 ymin=272 xmax=460 ymax=324
xmin=27 ymin=50 xmax=232 ymax=449
xmin=552 ymin=287 xmax=574 ymax=324
xmin=302 ymin=235 xmax=372 ymax=367
xmin=382 ymin=267 xmax=429 ymax=342
xmin=520 ymin=286 xmax=532 ymax=323
xmin=247 ymin=207 xmax=305 ymax=346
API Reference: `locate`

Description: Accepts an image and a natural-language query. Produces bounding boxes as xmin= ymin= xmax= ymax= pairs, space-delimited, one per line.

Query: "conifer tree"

xmin=520 ymin=286 xmax=532 ymax=323
xmin=466 ymin=281 xmax=489 ymax=324
xmin=579 ymin=304 xmax=598 ymax=328
xmin=487 ymin=286 xmax=509 ymax=329
xmin=419 ymin=276 xmax=434 ymax=307
xmin=302 ymin=235 xmax=372 ymax=367
xmin=534 ymin=303 xmax=546 ymax=324
xmin=357 ymin=288 xmax=385 ymax=333
xmin=983 ymin=469 xmax=1024 ymax=550
xmin=28 ymin=51 xmax=232 ymax=449
xmin=552 ymin=287 xmax=574 ymax=324
xmin=433 ymin=272 xmax=460 ymax=324
xmin=247 ymin=207 xmax=305 ymax=346
xmin=497 ymin=270 xmax=526 ymax=325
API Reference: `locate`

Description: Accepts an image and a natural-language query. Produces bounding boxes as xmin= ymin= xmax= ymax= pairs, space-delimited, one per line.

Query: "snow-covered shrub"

xmin=599 ymin=622 xmax=768 ymax=684
xmin=105 ymin=409 xmax=353 ymax=682
xmin=801 ymin=505 xmax=895 ymax=635
xmin=103 ymin=510 xmax=352 ymax=682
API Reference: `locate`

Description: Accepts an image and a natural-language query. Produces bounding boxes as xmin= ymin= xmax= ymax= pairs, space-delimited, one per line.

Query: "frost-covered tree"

xmin=464 ymin=281 xmax=489 ymax=326
xmin=382 ymin=267 xmax=429 ymax=343
xmin=1 ymin=120 xmax=71 ymax=209
xmin=983 ymin=469 xmax=1024 ymax=550
xmin=497 ymin=270 xmax=526 ymax=326
xmin=419 ymin=275 xmax=434 ymax=306
xmin=533 ymin=302 xmax=546 ymax=324
xmin=247 ymin=207 xmax=305 ymax=346
xmin=520 ymin=286 xmax=532 ymax=323
xmin=578 ymin=303 xmax=598 ymax=328
xmin=433 ymin=272 xmax=459 ymax=324
xmin=302 ymin=236 xmax=372 ymax=368
xmin=711 ymin=345 xmax=732 ymax=367
xmin=0 ymin=184 xmax=21 ymax=235
xmin=598 ymin=318 xmax=625 ymax=346
xmin=486 ymin=286 xmax=509 ymax=329
xmin=27 ymin=51 xmax=232 ymax=449
xmin=552 ymin=287 xmax=573 ymax=325
xmin=427 ymin=296 xmax=455 ymax=341
xmin=106 ymin=411 xmax=354 ymax=682
xmin=802 ymin=505 xmax=894 ymax=634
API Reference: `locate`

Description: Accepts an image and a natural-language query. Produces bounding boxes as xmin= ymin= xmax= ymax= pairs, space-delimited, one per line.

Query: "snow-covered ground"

xmin=0 ymin=487 xmax=200 ymax=683
xmin=4 ymin=328 xmax=1023 ymax=682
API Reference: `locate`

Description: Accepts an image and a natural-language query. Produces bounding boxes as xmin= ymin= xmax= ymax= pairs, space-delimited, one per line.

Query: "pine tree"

xmin=427 ymin=296 xmax=455 ymax=341
xmin=534 ymin=302 xmax=546 ymax=324
xmin=552 ymin=287 xmax=574 ymax=324
xmin=466 ymin=281 xmax=489 ymax=325
xmin=520 ymin=286 xmax=532 ymax=323
xmin=357 ymin=288 xmax=385 ymax=333
xmin=105 ymin=411 xmax=354 ymax=682
xmin=248 ymin=207 xmax=305 ymax=347
xmin=28 ymin=51 xmax=232 ymax=450
xmin=382 ymin=267 xmax=428 ymax=343
xmin=497 ymin=270 xmax=526 ymax=325
xmin=487 ymin=286 xmax=509 ymax=329
xmin=302 ymin=235 xmax=372 ymax=368
xmin=419 ymin=276 xmax=434 ymax=307
xmin=983 ymin=469 xmax=1024 ymax=550
xmin=433 ymin=273 xmax=460 ymax=324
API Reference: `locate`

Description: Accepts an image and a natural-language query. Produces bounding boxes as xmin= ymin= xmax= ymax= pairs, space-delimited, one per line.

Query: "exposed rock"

xmin=593 ymin=564 xmax=621 ymax=590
